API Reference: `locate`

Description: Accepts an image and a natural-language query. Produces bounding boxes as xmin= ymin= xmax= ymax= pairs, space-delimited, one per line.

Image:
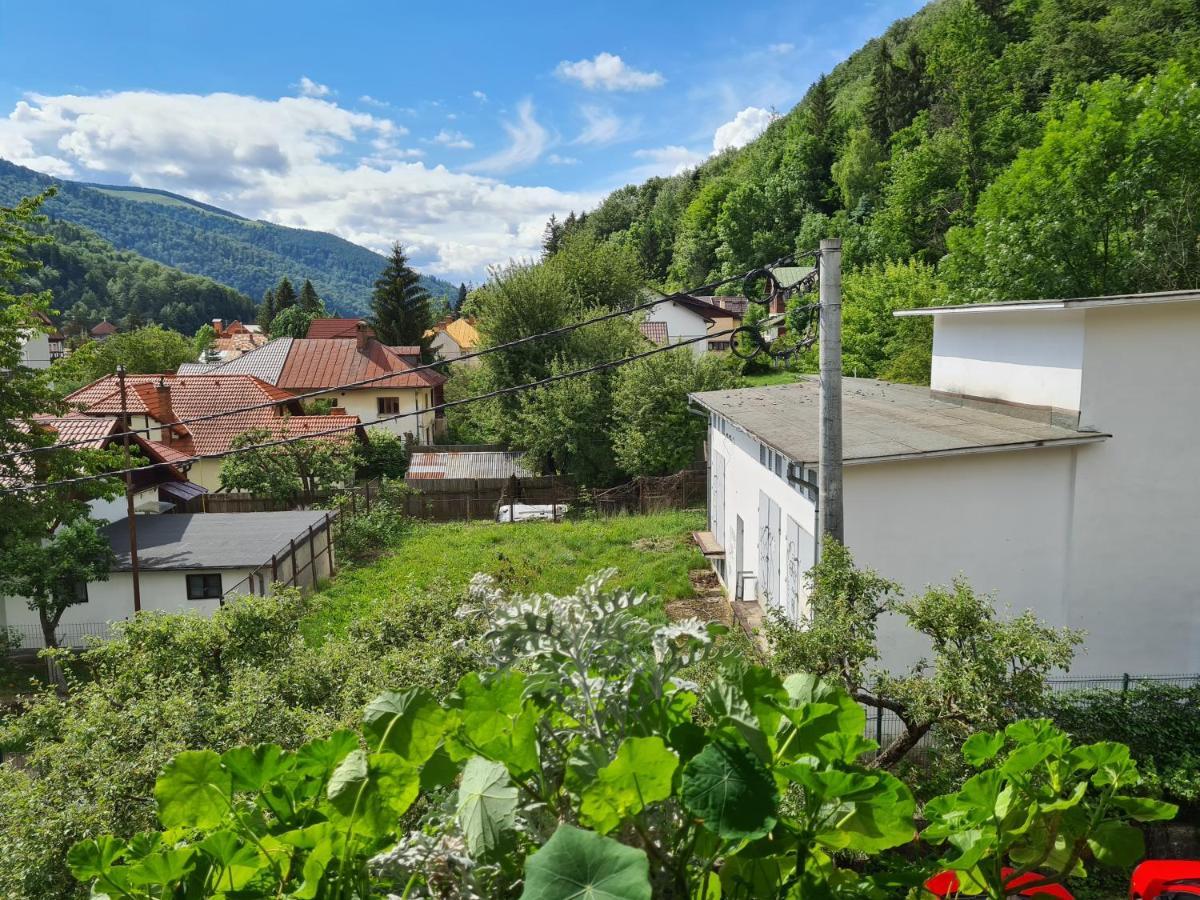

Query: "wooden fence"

xmin=592 ymin=469 xmax=708 ymax=516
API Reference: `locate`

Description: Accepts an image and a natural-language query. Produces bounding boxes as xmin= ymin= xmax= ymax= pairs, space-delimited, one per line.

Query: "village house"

xmin=641 ymin=292 xmax=730 ymax=356
xmin=204 ymin=318 xmax=268 ymax=362
xmin=89 ymin=320 xmax=117 ymax=342
xmin=179 ymin=324 xmax=445 ymax=442
xmin=425 ymin=316 xmax=481 ymax=365
xmin=691 ymin=288 xmax=1200 ymax=677
xmin=63 ymin=373 xmax=364 ymax=492
xmin=13 ymin=311 xmax=63 ymax=369
xmin=1 ymin=511 xmax=335 ymax=648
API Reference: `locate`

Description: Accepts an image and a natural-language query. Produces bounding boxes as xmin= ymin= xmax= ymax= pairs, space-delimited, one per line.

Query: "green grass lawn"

xmin=305 ymin=509 xmax=708 ymax=639
xmin=739 ymin=370 xmax=804 ymax=387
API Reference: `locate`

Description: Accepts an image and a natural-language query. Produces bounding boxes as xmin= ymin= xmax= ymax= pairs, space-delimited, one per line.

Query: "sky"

xmin=0 ymin=0 xmax=924 ymax=281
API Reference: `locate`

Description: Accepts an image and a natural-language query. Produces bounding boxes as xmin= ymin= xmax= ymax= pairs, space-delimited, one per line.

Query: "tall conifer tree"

xmin=273 ymin=277 xmax=298 ymax=312
xmin=256 ymin=287 xmax=276 ymax=330
xmin=455 ymin=282 xmax=468 ymax=312
xmin=370 ymin=243 xmax=433 ymax=351
xmin=298 ymin=279 xmax=322 ymax=314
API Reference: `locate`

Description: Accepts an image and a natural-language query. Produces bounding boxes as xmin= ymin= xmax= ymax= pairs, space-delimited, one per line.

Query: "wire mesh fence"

xmin=6 ymin=621 xmax=115 ymax=650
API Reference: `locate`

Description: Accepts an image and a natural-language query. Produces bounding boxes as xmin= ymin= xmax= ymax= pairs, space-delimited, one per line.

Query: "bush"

xmin=0 ymin=585 xmax=482 ymax=900
xmin=333 ymin=479 xmax=416 ymax=563
xmin=356 ymin=428 xmax=409 ymax=481
xmin=1043 ymin=683 xmax=1200 ymax=815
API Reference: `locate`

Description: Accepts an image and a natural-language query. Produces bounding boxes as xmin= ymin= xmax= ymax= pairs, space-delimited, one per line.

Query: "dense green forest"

xmin=19 ymin=218 xmax=256 ymax=335
xmin=0 ymin=160 xmax=456 ymax=315
xmin=550 ymin=0 xmax=1200 ymax=378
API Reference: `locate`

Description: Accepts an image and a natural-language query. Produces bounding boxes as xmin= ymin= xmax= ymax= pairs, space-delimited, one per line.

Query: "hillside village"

xmin=0 ymin=0 xmax=1199 ymax=897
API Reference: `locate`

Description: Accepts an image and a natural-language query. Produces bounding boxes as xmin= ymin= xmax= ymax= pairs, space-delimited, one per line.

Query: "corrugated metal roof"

xmin=690 ymin=378 xmax=1109 ymax=468
xmin=307 ymin=318 xmax=374 ymax=339
xmin=894 ymin=288 xmax=1200 ymax=317
xmin=104 ymin=511 xmax=330 ymax=570
xmin=770 ymin=266 xmax=816 ymax=290
xmin=407 ymin=449 xmax=534 ymax=481
xmin=190 ymin=337 xmax=295 ymax=384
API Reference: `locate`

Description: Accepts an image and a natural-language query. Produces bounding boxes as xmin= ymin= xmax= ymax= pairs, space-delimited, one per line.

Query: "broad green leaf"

xmin=198 ymin=829 xmax=267 ymax=892
xmin=579 ymin=736 xmax=679 ymax=834
xmin=521 ymin=824 xmax=651 ymax=900
xmin=941 ymin=826 xmax=997 ymax=872
xmin=419 ymin=745 xmax=461 ymax=792
xmin=563 ymin=742 xmax=609 ymax=798
xmin=802 ymin=767 xmax=916 ymax=852
xmin=961 ymin=731 xmax=1005 ymax=767
xmin=326 ymin=749 xmax=419 ymax=839
xmin=295 ymin=729 xmax=359 ymax=778
xmin=221 ymin=743 xmax=294 ymax=793
xmin=781 ymin=674 xmax=866 ymax=740
xmin=1088 ymin=820 xmax=1144 ymax=867
xmin=67 ymin=836 xmax=127 ymax=881
xmin=452 ymin=671 xmax=540 ymax=776
xmin=155 ymin=749 xmax=232 ymax=829
xmin=720 ymin=853 xmax=795 ymax=899
xmin=457 ymin=756 xmax=519 ymax=857
xmin=362 ymin=688 xmax=449 ymax=764
xmin=1111 ymin=794 xmax=1178 ymax=822
xmin=681 ymin=740 xmax=777 ymax=840
xmin=1001 ymin=740 xmax=1055 ymax=777
xmin=125 ymin=847 xmax=196 ymax=887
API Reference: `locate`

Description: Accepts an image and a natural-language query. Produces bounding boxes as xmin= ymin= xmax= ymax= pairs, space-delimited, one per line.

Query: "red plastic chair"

xmin=1130 ymin=860 xmax=1200 ymax=899
xmin=924 ymin=867 xmax=1074 ymax=898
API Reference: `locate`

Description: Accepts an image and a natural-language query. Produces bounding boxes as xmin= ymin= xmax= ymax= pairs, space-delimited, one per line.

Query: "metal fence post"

xmin=1121 ymin=672 xmax=1131 ymax=699
xmin=289 ymin=538 xmax=299 ymax=586
xmin=875 ymin=707 xmax=884 ymax=755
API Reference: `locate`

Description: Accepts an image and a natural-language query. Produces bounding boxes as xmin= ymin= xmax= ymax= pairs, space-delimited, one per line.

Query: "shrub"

xmin=333 ymin=479 xmax=416 ymax=563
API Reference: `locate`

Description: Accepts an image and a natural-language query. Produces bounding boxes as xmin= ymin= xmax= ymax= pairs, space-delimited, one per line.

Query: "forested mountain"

xmin=0 ymin=160 xmax=455 ymax=315
xmin=554 ymin=0 xmax=1199 ymax=377
xmin=19 ymin=218 xmax=257 ymax=336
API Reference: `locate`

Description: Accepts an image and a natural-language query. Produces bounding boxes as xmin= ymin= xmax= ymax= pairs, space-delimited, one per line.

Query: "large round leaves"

xmin=681 ymin=740 xmax=778 ymax=840
xmin=521 ymin=825 xmax=651 ymax=900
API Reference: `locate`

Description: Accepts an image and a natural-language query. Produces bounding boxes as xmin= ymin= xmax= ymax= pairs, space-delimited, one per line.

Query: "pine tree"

xmin=256 ymin=288 xmax=276 ymax=331
xmin=274 ymin=277 xmax=298 ymax=312
xmin=455 ymin=282 xmax=468 ymax=312
xmin=866 ymin=41 xmax=899 ymax=145
xmin=298 ymin=279 xmax=322 ymax=314
xmin=542 ymin=214 xmax=563 ymax=257
xmin=370 ymin=243 xmax=433 ymax=352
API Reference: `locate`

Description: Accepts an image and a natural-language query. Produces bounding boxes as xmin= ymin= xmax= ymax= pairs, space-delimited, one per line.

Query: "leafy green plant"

xmin=923 ymin=719 xmax=1177 ymax=898
xmin=67 ymin=573 xmax=1172 ymax=899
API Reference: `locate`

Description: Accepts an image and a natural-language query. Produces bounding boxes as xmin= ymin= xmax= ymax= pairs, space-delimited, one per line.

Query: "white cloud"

xmin=0 ymin=89 xmax=594 ymax=279
xmin=472 ymin=90 xmax=488 ymax=102
xmin=463 ymin=98 xmax=549 ymax=174
xmin=297 ymin=76 xmax=332 ymax=98
xmin=555 ymin=52 xmax=665 ymax=91
xmin=429 ymin=128 xmax=474 ymax=149
xmin=547 ymin=154 xmax=579 ymax=165
xmin=631 ymin=145 xmax=704 ymax=177
xmin=358 ymin=94 xmax=388 ymax=108
xmin=573 ymin=105 xmax=623 ymax=146
xmin=767 ymin=42 xmax=795 ymax=54
xmin=712 ymin=106 xmax=775 ymax=153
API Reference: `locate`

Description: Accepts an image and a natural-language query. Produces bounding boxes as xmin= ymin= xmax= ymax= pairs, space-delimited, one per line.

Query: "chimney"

xmin=212 ymin=318 xmax=224 ymax=336
xmin=356 ymin=320 xmax=370 ymax=351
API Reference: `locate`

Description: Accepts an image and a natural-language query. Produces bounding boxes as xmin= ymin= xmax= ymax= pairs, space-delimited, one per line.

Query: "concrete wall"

xmin=931 ymin=310 xmax=1085 ymax=413
xmin=644 ymin=303 xmax=709 ymax=356
xmin=19 ymin=331 xmax=51 ymax=369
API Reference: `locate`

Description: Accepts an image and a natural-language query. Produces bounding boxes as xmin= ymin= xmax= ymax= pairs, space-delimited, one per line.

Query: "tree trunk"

xmin=872 ymin=720 xmax=933 ymax=769
xmin=38 ymin=608 xmax=60 ymax=650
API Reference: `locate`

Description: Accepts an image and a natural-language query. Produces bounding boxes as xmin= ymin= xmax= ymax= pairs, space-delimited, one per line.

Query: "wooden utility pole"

xmin=817 ymin=238 xmax=844 ymax=552
xmin=116 ymin=365 xmax=142 ymax=612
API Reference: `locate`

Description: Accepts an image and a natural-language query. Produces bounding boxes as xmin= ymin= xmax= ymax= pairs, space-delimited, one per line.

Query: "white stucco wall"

xmin=644 ymin=303 xmax=710 ymax=357
xmin=331 ymin=387 xmax=433 ymax=441
xmin=931 ymin=310 xmax=1085 ymax=412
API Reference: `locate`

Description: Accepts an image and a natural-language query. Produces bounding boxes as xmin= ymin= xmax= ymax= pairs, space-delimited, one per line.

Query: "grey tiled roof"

xmin=104 ymin=511 xmax=331 ymax=570
xmin=690 ymin=378 xmax=1109 ymax=468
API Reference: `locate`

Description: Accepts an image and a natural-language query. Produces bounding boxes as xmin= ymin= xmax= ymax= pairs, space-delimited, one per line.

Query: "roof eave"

xmin=895 ymin=289 xmax=1200 ymax=317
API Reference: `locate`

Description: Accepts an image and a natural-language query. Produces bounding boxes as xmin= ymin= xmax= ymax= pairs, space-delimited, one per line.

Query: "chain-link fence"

xmin=6 ymin=621 xmax=115 ymax=651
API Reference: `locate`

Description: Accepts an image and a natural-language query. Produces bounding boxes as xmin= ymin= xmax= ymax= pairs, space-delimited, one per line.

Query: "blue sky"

xmin=0 ymin=0 xmax=924 ymax=279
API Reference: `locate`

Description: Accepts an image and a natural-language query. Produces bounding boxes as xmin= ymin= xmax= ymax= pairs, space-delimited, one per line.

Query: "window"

xmin=186 ymin=573 xmax=223 ymax=600
xmin=377 ymin=396 xmax=400 ymax=415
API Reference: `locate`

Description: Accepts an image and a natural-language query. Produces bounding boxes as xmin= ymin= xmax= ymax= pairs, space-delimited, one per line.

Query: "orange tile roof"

xmin=306 ymin=318 xmax=374 ymax=339
xmin=31 ymin=414 xmax=121 ymax=449
xmin=63 ymin=374 xmax=359 ymax=457
xmin=426 ymin=318 xmax=480 ymax=350
xmin=278 ymin=338 xmax=445 ymax=391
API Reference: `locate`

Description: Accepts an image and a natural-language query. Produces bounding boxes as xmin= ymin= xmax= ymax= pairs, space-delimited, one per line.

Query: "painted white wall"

xmin=89 ymin=487 xmax=160 ymax=522
xmin=19 ymin=330 xmax=51 ymax=369
xmin=707 ymin=415 xmax=817 ymax=617
xmin=644 ymin=302 xmax=710 ymax=357
xmin=931 ymin=310 xmax=1085 ymax=412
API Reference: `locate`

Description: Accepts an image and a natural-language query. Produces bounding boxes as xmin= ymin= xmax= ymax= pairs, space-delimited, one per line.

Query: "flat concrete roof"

xmin=894 ymin=289 xmax=1200 ymax=317
xmin=105 ymin=511 xmax=332 ymax=571
xmin=690 ymin=378 xmax=1109 ymax=468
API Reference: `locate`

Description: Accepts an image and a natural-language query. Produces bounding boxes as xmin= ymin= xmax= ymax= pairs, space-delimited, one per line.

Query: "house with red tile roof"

xmin=179 ymin=326 xmax=447 ymax=442
xmin=64 ymin=373 xmax=365 ymax=491
xmin=89 ymin=320 xmax=117 ymax=341
xmin=206 ymin=318 xmax=269 ymax=362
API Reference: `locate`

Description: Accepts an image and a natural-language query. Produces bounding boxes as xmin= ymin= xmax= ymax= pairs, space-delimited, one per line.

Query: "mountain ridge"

xmin=0 ymin=159 xmax=456 ymax=315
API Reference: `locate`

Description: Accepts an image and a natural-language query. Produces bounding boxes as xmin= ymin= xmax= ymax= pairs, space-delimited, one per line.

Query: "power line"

xmin=0 ymin=260 xmax=794 ymax=463
xmin=0 ymin=318 xmax=760 ymax=497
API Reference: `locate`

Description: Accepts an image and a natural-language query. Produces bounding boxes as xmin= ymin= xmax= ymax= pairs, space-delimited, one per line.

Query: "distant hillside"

xmin=0 ymin=160 xmax=456 ymax=315
xmin=20 ymin=218 xmax=258 ymax=336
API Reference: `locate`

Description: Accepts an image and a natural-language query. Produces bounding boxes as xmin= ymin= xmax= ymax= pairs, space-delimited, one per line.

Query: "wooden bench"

xmin=691 ymin=530 xmax=725 ymax=558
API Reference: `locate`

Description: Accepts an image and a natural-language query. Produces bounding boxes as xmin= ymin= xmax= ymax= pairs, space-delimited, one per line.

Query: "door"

xmin=757 ymin=491 xmax=780 ymax=607
xmin=710 ymin=451 xmax=725 ymax=544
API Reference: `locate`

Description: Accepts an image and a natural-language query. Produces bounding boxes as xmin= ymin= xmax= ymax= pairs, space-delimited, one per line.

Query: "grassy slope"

xmin=305 ymin=509 xmax=707 ymax=639
xmin=740 ymin=371 xmax=803 ymax=387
